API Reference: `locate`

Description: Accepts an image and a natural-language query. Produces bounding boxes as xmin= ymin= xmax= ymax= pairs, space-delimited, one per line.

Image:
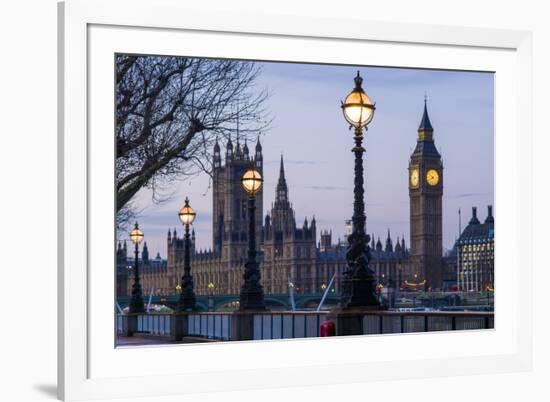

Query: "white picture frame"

xmin=58 ymin=0 xmax=533 ymax=400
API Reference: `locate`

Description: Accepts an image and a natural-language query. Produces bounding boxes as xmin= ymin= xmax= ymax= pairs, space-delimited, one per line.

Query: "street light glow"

xmin=129 ymin=222 xmax=144 ymax=245
xmin=241 ymin=168 xmax=263 ymax=195
xmin=341 ymin=71 xmax=375 ymax=130
xmin=178 ymin=197 xmax=196 ymax=225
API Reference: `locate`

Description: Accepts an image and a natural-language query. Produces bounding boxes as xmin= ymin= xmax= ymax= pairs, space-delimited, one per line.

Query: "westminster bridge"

xmin=116 ymin=290 xmax=493 ymax=312
xmin=117 ymin=292 xmax=342 ymax=312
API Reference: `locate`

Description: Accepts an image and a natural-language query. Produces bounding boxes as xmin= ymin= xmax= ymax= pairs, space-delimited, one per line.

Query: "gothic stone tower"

xmin=408 ymin=100 xmax=444 ymax=289
xmin=212 ymin=136 xmax=264 ymax=265
xmin=262 ymin=155 xmax=317 ymax=294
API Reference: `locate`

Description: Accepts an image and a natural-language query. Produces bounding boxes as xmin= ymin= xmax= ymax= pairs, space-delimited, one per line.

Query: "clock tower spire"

xmin=408 ymin=98 xmax=444 ymax=289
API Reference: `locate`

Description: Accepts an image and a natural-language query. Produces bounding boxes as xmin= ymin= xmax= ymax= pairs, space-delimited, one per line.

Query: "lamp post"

xmin=207 ymin=282 xmax=215 ymax=311
xmin=129 ymin=222 xmax=145 ymax=313
xmin=239 ymin=167 xmax=266 ymax=310
xmin=177 ymin=197 xmax=196 ymax=312
xmin=340 ymin=71 xmax=380 ymax=308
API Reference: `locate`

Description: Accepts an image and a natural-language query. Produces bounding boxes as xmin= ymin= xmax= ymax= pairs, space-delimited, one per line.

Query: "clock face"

xmin=426 ymin=169 xmax=440 ymax=186
xmin=410 ymin=168 xmax=419 ymax=187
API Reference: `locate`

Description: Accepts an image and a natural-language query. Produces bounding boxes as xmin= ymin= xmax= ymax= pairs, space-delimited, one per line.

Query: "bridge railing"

xmin=116 ymin=310 xmax=494 ymax=343
xmin=182 ymin=311 xmax=331 ymax=340
xmin=137 ymin=314 xmax=172 ymax=336
xmin=360 ymin=311 xmax=493 ymax=334
xmin=187 ymin=313 xmax=232 ymax=341
xmin=117 ymin=313 xmax=173 ymax=337
xmin=251 ymin=312 xmax=329 ymax=340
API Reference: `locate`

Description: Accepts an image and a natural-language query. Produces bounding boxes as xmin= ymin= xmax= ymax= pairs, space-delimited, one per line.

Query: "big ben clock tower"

xmin=409 ymin=99 xmax=443 ymax=289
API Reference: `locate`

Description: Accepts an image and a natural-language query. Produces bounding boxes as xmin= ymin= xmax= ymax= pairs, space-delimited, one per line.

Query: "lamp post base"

xmin=342 ymin=233 xmax=381 ymax=309
xmin=129 ymin=283 xmax=145 ymax=314
xmin=239 ymin=286 xmax=266 ymax=311
xmin=346 ymin=269 xmax=380 ymax=308
xmin=177 ymin=292 xmax=196 ymax=312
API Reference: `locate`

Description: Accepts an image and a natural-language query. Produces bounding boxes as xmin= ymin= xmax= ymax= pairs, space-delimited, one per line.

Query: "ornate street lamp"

xmin=129 ymin=222 xmax=145 ymax=313
xmin=207 ymin=282 xmax=215 ymax=311
xmin=239 ymin=167 xmax=266 ymax=310
xmin=177 ymin=197 xmax=197 ymax=312
xmin=340 ymin=71 xmax=380 ymax=308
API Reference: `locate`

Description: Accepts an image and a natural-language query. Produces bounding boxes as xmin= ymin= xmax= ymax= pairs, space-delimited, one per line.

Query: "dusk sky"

xmin=126 ymin=61 xmax=494 ymax=258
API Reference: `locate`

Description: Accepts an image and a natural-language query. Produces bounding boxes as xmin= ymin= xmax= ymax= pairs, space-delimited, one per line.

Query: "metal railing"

xmin=252 ymin=312 xmax=329 ymax=340
xmin=116 ymin=310 xmax=493 ymax=342
xmin=361 ymin=311 xmax=493 ymax=334
xmin=187 ymin=313 xmax=232 ymax=341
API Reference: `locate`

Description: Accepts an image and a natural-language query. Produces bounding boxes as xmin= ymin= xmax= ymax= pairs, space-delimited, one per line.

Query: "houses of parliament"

xmin=117 ymin=101 xmax=494 ymax=298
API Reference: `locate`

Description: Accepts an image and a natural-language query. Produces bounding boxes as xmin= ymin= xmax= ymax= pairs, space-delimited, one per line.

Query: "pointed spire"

xmin=235 ymin=135 xmax=242 ymax=158
xmin=469 ymin=207 xmax=480 ymax=225
xmin=275 ymin=154 xmax=289 ymax=203
xmin=385 ymin=229 xmax=393 ymax=252
xmin=485 ymin=205 xmax=494 ymax=224
xmin=213 ymin=137 xmax=220 ymax=152
xmin=395 ymin=236 xmax=402 ymax=252
xmin=225 ymin=137 xmax=234 ymax=163
xmin=142 ymin=241 xmax=149 ymax=263
xmin=418 ymin=95 xmax=434 ymax=132
xmin=243 ymin=138 xmax=249 ymax=157
xmin=256 ymin=134 xmax=262 ymax=152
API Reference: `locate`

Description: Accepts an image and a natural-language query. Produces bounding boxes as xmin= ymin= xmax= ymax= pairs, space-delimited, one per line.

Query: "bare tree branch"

xmin=116 ymin=55 xmax=270 ymax=224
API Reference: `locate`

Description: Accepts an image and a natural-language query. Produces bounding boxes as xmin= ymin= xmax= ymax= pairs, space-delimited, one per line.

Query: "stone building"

xmin=164 ymin=140 xmax=415 ymax=297
xmin=408 ymin=99 xmax=444 ymax=289
xmin=456 ymin=206 xmax=495 ymax=291
xmin=118 ymin=100 xmax=465 ymax=299
xmin=117 ymin=241 xmax=169 ymax=296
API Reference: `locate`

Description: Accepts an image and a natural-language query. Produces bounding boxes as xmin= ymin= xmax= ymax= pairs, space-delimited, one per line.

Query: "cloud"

xmin=301 ymin=185 xmax=346 ymax=191
xmin=264 ymin=159 xmax=323 ymax=166
xmin=453 ymin=192 xmax=491 ymax=199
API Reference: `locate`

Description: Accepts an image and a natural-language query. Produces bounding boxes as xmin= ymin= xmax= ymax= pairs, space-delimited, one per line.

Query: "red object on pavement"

xmin=320 ymin=319 xmax=335 ymax=337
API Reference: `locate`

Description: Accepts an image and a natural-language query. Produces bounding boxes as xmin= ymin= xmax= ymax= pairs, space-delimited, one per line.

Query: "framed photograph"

xmin=58 ymin=0 xmax=533 ymax=400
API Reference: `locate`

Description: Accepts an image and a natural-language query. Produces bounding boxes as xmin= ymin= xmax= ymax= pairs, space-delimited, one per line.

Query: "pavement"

xmin=116 ymin=335 xmax=220 ymax=346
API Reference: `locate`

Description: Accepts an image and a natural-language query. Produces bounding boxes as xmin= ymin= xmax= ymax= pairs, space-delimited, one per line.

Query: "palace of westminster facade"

xmin=117 ymin=101 xmax=495 ymax=297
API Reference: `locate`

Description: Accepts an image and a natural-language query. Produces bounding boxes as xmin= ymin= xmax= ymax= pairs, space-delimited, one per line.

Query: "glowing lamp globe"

xmin=178 ymin=197 xmax=196 ymax=225
xmin=129 ymin=222 xmax=144 ymax=245
xmin=342 ymin=71 xmax=375 ymax=129
xmin=241 ymin=168 xmax=263 ymax=195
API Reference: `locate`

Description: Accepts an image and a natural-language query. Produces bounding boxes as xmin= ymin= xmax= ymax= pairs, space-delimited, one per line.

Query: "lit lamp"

xmin=340 ymin=71 xmax=379 ymax=309
xmin=239 ymin=166 xmax=266 ymax=310
xmin=241 ymin=168 xmax=263 ymax=195
xmin=207 ymin=282 xmax=215 ymax=311
xmin=177 ymin=197 xmax=196 ymax=312
xmin=129 ymin=222 xmax=145 ymax=313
